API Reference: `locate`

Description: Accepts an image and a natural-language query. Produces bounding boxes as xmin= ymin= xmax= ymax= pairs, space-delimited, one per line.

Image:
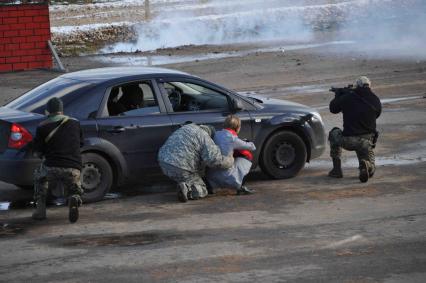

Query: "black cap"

xmin=46 ymin=97 xmax=63 ymax=114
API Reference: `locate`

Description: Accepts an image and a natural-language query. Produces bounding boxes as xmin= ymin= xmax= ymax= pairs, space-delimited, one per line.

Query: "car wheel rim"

xmin=81 ymin=163 xmax=102 ymax=192
xmin=273 ymin=142 xmax=296 ymax=169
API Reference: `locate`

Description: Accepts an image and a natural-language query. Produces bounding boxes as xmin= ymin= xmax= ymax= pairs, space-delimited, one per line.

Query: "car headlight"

xmin=311 ymin=111 xmax=323 ymax=123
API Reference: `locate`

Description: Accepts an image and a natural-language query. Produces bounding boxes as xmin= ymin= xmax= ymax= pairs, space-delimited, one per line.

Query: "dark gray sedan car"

xmin=0 ymin=67 xmax=325 ymax=202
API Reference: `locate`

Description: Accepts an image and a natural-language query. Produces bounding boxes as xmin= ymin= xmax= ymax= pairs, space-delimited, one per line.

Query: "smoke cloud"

xmin=336 ymin=0 xmax=426 ymax=59
xmin=102 ymin=0 xmax=426 ymax=60
xmin=103 ymin=0 xmax=315 ymax=53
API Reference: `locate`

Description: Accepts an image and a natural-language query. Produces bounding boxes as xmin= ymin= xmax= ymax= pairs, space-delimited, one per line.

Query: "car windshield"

xmin=6 ymin=77 xmax=92 ymax=113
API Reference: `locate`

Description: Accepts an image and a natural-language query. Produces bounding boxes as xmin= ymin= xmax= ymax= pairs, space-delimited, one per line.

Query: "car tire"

xmin=81 ymin=153 xmax=113 ymax=203
xmin=260 ymin=130 xmax=307 ymax=179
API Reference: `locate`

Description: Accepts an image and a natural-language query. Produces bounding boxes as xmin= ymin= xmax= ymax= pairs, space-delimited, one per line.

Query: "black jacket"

xmin=33 ymin=116 xmax=83 ymax=170
xmin=330 ymin=87 xmax=382 ymax=136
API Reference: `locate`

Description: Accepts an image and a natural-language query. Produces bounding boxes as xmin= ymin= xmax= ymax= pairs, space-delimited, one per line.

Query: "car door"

xmin=157 ymin=77 xmax=253 ymax=140
xmin=96 ymin=79 xmax=173 ymax=180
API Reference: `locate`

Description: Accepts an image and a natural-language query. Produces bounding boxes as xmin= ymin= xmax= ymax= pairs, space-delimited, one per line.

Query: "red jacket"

xmin=225 ymin=128 xmax=253 ymax=161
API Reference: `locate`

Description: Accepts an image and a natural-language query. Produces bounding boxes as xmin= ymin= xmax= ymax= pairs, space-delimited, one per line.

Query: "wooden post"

xmin=48 ymin=40 xmax=67 ymax=72
xmin=145 ymin=0 xmax=150 ymax=21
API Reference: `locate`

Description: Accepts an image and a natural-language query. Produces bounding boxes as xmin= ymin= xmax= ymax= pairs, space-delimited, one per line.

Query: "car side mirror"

xmin=231 ymin=98 xmax=244 ymax=112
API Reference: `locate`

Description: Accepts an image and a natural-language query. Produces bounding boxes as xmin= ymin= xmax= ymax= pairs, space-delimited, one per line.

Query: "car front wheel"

xmin=260 ymin=130 xmax=307 ymax=179
xmin=81 ymin=153 xmax=113 ymax=203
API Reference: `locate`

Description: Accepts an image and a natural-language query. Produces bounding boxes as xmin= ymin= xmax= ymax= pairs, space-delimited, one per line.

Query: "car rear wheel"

xmin=81 ymin=153 xmax=113 ymax=203
xmin=260 ymin=130 xmax=307 ymax=179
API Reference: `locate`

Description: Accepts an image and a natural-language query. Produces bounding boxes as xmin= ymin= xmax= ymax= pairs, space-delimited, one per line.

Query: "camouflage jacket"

xmin=158 ymin=124 xmax=233 ymax=172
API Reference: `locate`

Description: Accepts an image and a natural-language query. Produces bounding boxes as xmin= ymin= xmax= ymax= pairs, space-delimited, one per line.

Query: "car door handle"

xmin=107 ymin=126 xmax=126 ymax=133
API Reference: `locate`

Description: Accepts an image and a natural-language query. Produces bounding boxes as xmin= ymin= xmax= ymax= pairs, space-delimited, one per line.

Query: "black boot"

xmin=32 ymin=195 xmax=47 ymax=220
xmin=328 ymin=158 xmax=343 ymax=178
xmin=359 ymin=160 xmax=369 ymax=183
xmin=68 ymin=195 xmax=81 ymax=223
xmin=177 ymin=183 xmax=189 ymax=203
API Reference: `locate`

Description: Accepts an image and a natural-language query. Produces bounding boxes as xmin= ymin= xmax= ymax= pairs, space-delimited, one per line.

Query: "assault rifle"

xmin=329 ymin=84 xmax=355 ymax=97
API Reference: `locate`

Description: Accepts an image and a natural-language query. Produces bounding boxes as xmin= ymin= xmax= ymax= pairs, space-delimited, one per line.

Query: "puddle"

xmin=314 ymin=95 xmax=424 ymax=110
xmin=0 ymin=200 xmax=33 ymax=211
xmin=0 ymin=197 xmax=70 ymax=211
xmin=308 ymin=152 xmax=426 ymax=169
xmin=239 ymin=84 xmax=330 ymax=98
xmin=92 ymin=41 xmax=354 ymax=66
xmin=0 ymin=223 xmax=25 ymax=237
xmin=0 ymin=202 xmax=10 ymax=211
xmin=277 ymin=85 xmax=329 ymax=94
xmin=59 ymin=232 xmax=182 ymax=247
xmin=103 ymin=192 xmax=123 ymax=200
xmin=380 ymin=96 xmax=423 ymax=104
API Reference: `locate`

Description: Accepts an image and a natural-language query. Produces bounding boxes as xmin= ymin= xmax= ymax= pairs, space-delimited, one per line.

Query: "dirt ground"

xmin=0 ymin=45 xmax=426 ymax=282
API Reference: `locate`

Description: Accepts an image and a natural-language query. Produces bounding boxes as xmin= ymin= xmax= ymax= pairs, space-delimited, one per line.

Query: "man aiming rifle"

xmin=328 ymin=76 xmax=382 ymax=183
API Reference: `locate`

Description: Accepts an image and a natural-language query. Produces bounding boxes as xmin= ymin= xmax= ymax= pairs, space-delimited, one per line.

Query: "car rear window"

xmin=6 ymin=77 xmax=92 ymax=114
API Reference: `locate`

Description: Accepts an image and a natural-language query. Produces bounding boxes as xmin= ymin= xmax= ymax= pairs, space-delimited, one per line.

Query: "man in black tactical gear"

xmin=328 ymin=76 xmax=382 ymax=183
xmin=32 ymin=97 xmax=84 ymax=223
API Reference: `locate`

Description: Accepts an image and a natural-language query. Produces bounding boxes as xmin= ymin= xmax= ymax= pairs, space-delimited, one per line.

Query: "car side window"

xmin=107 ymin=81 xmax=160 ymax=117
xmin=163 ymin=81 xmax=230 ymax=112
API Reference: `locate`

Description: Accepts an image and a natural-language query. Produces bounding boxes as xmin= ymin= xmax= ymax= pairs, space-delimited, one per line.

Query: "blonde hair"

xmin=224 ymin=115 xmax=241 ymax=132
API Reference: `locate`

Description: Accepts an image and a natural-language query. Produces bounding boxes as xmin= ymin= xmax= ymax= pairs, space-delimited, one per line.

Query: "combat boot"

xmin=68 ymin=195 xmax=81 ymax=223
xmin=328 ymin=158 xmax=343 ymax=178
xmin=177 ymin=182 xmax=189 ymax=203
xmin=359 ymin=160 xmax=369 ymax=183
xmin=32 ymin=196 xmax=47 ymax=220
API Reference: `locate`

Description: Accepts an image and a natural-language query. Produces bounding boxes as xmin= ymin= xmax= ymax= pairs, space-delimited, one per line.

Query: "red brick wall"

xmin=0 ymin=3 xmax=52 ymax=72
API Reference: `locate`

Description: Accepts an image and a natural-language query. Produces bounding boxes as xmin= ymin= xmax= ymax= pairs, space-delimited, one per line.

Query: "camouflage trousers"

xmin=159 ymin=162 xmax=208 ymax=198
xmin=329 ymin=128 xmax=376 ymax=172
xmin=33 ymin=163 xmax=84 ymax=201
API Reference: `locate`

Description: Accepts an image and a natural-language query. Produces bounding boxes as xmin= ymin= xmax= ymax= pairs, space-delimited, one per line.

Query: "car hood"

xmin=241 ymin=93 xmax=314 ymax=113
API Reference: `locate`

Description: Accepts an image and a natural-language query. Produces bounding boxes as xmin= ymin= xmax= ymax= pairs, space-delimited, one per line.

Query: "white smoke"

xmin=103 ymin=0 xmax=316 ymax=53
xmin=335 ymin=0 xmax=426 ymax=59
xmin=101 ymin=0 xmax=426 ymax=60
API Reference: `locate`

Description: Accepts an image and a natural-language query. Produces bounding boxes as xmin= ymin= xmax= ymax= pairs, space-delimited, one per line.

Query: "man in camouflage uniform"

xmin=328 ymin=76 xmax=382 ymax=183
xmin=158 ymin=123 xmax=234 ymax=202
xmin=32 ymin=97 xmax=84 ymax=223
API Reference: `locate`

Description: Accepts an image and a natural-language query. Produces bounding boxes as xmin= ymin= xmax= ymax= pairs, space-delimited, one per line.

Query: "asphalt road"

xmin=0 ymin=47 xmax=425 ymax=282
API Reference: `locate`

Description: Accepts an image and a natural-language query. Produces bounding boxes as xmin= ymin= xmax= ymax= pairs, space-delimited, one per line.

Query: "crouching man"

xmin=32 ymin=97 xmax=84 ymax=223
xmin=158 ymin=123 xmax=234 ymax=202
xmin=328 ymin=76 xmax=382 ymax=182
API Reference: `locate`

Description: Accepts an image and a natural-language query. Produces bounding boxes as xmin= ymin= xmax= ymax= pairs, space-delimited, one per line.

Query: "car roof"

xmin=60 ymin=67 xmax=193 ymax=82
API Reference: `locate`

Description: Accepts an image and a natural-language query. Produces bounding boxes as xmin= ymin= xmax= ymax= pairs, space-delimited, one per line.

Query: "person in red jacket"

xmin=207 ymin=115 xmax=256 ymax=194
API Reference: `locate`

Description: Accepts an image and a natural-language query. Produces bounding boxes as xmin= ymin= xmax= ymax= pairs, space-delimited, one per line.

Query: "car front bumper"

xmin=305 ymin=113 xmax=326 ymax=160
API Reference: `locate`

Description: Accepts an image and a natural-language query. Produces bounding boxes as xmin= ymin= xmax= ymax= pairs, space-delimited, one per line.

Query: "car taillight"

xmin=8 ymin=123 xmax=33 ymax=149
